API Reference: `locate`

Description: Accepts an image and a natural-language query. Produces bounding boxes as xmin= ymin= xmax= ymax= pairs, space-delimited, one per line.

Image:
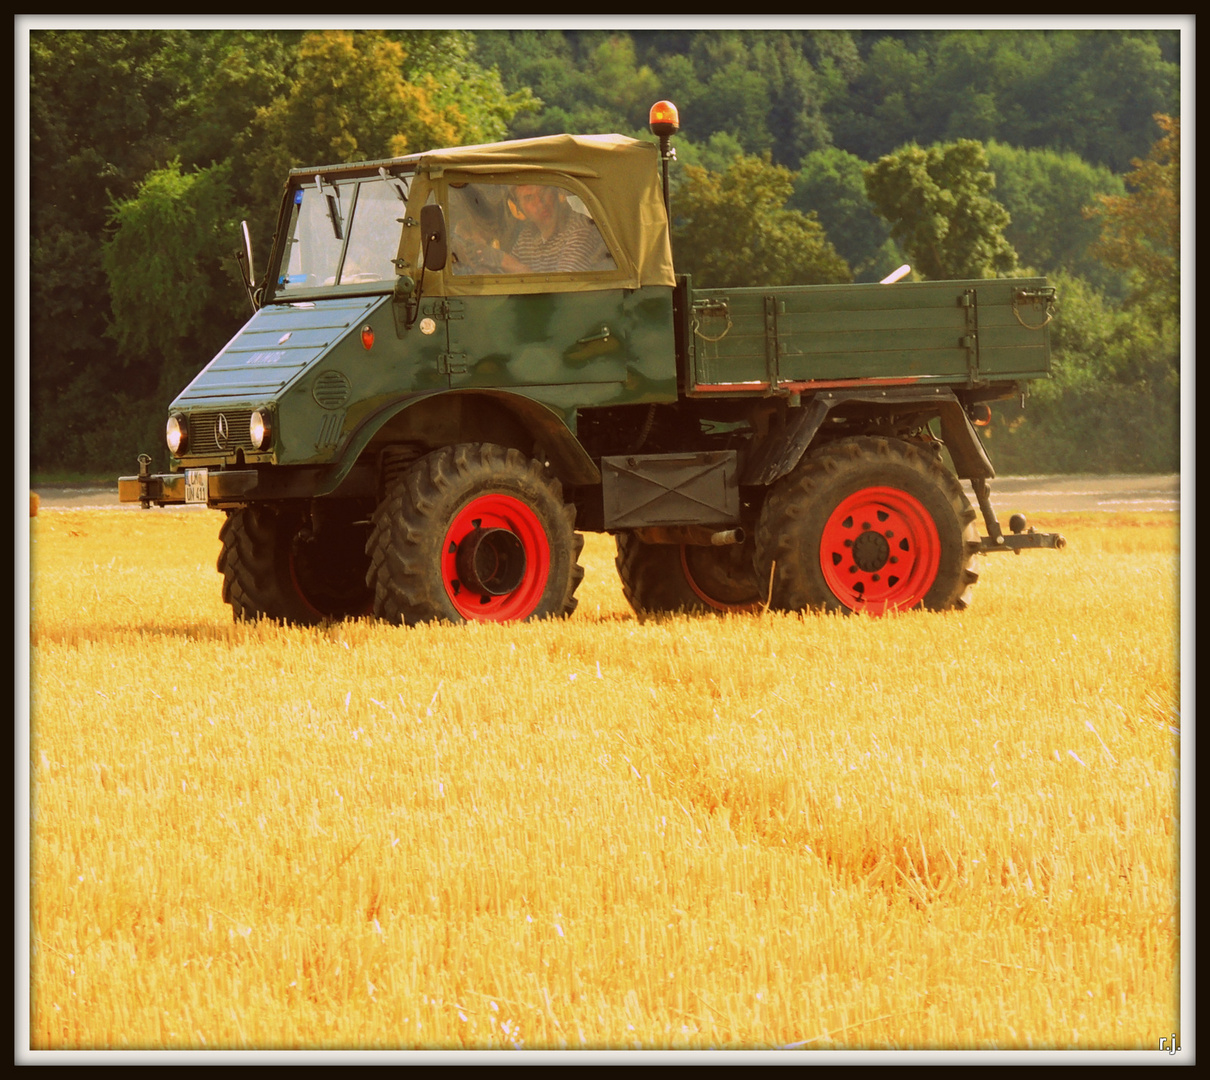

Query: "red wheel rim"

xmin=679 ymin=546 xmax=764 ymax=614
xmin=819 ymin=486 xmax=940 ymax=614
xmin=441 ymin=494 xmax=550 ymax=621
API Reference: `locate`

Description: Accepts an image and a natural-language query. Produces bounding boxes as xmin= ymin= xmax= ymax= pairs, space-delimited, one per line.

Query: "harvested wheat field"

xmin=25 ymin=507 xmax=1184 ymax=1055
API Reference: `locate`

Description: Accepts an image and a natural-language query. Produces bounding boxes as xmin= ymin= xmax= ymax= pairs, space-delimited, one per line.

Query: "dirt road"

xmin=960 ymin=474 xmax=1180 ymax=514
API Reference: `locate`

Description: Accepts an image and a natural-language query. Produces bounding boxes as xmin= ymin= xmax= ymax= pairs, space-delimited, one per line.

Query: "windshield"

xmin=277 ymin=172 xmax=410 ymax=292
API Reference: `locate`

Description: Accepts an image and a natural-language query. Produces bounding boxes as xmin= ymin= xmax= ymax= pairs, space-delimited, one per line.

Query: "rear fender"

xmin=741 ymin=386 xmax=994 ymax=486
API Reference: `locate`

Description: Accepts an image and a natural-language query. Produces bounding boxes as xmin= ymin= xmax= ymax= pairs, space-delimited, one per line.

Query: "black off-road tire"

xmin=754 ymin=436 xmax=981 ymax=615
xmin=218 ymin=504 xmax=373 ymax=625
xmin=367 ymin=443 xmax=584 ymax=625
xmin=614 ymin=531 xmax=764 ymax=616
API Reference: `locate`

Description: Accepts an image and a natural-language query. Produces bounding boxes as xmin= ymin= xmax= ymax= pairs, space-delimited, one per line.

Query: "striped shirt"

xmin=510 ymin=211 xmax=614 ymax=274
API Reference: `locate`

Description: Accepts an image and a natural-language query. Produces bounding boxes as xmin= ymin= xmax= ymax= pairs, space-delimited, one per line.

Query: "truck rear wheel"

xmin=218 ymin=504 xmax=373 ymax=625
xmin=615 ymin=532 xmax=764 ymax=615
xmin=367 ymin=443 xmax=584 ymax=625
xmin=754 ymin=436 xmax=980 ymax=615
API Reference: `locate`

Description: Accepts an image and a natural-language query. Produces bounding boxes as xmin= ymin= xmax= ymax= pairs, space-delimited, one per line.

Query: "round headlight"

xmin=166 ymin=414 xmax=187 ymax=454
xmin=250 ymin=409 xmax=272 ymax=449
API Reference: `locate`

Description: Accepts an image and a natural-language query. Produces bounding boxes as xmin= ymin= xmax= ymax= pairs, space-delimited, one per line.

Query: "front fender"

xmin=314 ymin=388 xmax=602 ymax=497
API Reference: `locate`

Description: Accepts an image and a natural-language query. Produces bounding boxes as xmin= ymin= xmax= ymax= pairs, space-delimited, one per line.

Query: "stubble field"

xmin=26 ymin=506 xmax=1182 ymax=1052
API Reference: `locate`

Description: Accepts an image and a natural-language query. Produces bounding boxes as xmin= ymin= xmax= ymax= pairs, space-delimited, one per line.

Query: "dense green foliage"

xmin=26 ymin=26 xmax=1182 ymax=478
xmin=671 ymin=155 xmax=851 ymax=288
xmin=864 ymin=140 xmax=1019 ymax=280
xmin=790 ymin=147 xmax=903 ymax=282
xmin=983 ymin=141 xmax=1127 ymax=296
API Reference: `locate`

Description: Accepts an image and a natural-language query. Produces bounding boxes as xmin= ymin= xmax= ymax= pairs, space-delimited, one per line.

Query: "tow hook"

xmin=137 ymin=453 xmax=153 ymax=510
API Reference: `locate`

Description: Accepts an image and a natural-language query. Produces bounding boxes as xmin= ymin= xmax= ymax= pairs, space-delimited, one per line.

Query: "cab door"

xmin=439 ymin=175 xmax=677 ymax=405
xmin=446 ymin=290 xmax=634 ymax=392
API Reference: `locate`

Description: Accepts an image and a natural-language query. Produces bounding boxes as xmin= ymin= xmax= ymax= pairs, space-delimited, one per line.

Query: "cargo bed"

xmin=686 ymin=277 xmax=1054 ymax=395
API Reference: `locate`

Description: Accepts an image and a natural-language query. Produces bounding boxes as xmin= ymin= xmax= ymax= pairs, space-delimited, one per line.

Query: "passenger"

xmin=450 ymin=184 xmax=513 ymax=275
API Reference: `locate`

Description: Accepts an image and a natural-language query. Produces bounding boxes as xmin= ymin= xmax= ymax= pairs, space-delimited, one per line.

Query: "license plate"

xmin=184 ymin=468 xmax=209 ymax=504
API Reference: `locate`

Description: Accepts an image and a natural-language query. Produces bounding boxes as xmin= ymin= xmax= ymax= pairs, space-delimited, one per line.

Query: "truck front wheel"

xmin=218 ymin=504 xmax=373 ymax=624
xmin=615 ymin=532 xmax=764 ymax=615
xmin=367 ymin=443 xmax=584 ymax=625
xmin=754 ymin=436 xmax=980 ymax=615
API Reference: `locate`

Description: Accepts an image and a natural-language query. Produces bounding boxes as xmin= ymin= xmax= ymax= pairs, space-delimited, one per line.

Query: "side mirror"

xmin=240 ymin=221 xmax=256 ymax=287
xmin=420 ymin=204 xmax=448 ymax=272
xmin=238 ymin=220 xmax=259 ymax=312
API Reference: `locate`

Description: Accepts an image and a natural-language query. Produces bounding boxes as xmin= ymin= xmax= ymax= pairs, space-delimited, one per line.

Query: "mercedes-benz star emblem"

xmin=215 ymin=414 xmax=230 ymax=448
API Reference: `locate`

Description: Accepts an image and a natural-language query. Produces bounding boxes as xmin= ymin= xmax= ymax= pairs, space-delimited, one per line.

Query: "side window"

xmin=448 ymin=181 xmax=616 ymax=276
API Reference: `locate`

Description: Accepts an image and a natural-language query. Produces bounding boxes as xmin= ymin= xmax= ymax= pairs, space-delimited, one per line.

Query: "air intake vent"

xmin=313 ymin=370 xmax=351 ymax=410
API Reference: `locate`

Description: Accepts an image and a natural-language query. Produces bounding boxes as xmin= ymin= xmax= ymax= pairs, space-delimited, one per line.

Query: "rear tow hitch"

xmin=971 ymin=477 xmax=1066 ymax=554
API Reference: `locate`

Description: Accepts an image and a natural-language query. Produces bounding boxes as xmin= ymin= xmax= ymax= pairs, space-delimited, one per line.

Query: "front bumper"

xmin=118 ymin=457 xmax=377 ymax=507
xmin=118 ymin=466 xmax=261 ymax=508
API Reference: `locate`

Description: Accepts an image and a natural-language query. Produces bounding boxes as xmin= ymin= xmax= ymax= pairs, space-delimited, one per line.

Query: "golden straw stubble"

xmin=28 ymin=508 xmax=1181 ymax=1050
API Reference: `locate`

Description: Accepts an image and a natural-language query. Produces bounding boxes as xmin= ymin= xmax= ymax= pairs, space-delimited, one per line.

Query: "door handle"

xmin=576 ymin=325 xmax=612 ymax=344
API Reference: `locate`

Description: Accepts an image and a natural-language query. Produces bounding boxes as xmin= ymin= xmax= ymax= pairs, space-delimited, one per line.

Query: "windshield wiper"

xmin=379 ymin=167 xmax=410 ymax=203
xmin=315 ymin=174 xmax=343 ymax=240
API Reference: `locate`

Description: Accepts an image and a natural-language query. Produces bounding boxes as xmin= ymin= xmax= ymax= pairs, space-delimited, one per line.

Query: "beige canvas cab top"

xmin=415 ymin=133 xmax=675 ymax=292
xmin=293 ymin=133 xmax=677 ymax=294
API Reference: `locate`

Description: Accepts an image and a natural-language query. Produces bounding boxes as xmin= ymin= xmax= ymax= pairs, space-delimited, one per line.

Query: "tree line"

xmin=27 ymin=27 xmax=1181 ymax=478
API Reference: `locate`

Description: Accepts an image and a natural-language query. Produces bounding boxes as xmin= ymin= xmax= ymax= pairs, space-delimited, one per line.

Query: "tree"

xmin=792 ymin=146 xmax=902 ymax=281
xmin=473 ymin=30 xmax=656 ymax=140
xmin=984 ymin=140 xmax=1126 ymax=295
xmin=166 ymin=31 xmax=293 ymax=177
xmin=1002 ymin=32 xmax=1179 ymax=173
xmin=581 ymin=35 xmax=661 ymax=132
xmin=830 ymin=30 xmax=1178 ymax=172
xmin=983 ymin=270 xmax=1179 ymax=474
xmin=671 ymin=154 xmax=851 ymax=288
xmin=863 ymin=139 xmax=1018 ymax=280
xmin=29 ymin=28 xmax=533 ymax=477
xmin=102 ymin=161 xmax=246 ymax=364
xmin=476 ymin=30 xmax=839 ymax=169
xmin=676 ymin=32 xmax=835 ymax=168
xmin=248 ymin=30 xmax=534 ymax=213
xmin=692 ymin=58 xmax=775 ymax=159
xmin=29 ymin=29 xmax=216 ymax=474
xmin=1086 ymin=114 xmax=1180 ymax=329
xmin=391 ymin=30 xmax=540 ymax=151
xmin=827 ymin=35 xmax=932 ymax=161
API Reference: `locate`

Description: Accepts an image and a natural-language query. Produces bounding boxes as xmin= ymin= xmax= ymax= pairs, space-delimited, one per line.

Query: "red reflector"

xmin=361 ymin=325 xmax=374 ymax=350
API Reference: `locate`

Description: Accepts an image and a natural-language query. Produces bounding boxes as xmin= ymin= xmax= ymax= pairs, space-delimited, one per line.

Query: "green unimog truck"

xmin=119 ymin=103 xmax=1064 ymax=624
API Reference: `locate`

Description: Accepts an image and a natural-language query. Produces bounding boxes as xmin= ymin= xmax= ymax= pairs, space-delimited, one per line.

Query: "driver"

xmin=500 ymin=184 xmax=611 ymax=274
xmin=453 ymin=184 xmax=611 ymax=275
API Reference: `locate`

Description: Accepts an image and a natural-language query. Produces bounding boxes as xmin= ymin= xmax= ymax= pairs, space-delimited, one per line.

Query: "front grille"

xmin=187 ymin=409 xmax=255 ymax=456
